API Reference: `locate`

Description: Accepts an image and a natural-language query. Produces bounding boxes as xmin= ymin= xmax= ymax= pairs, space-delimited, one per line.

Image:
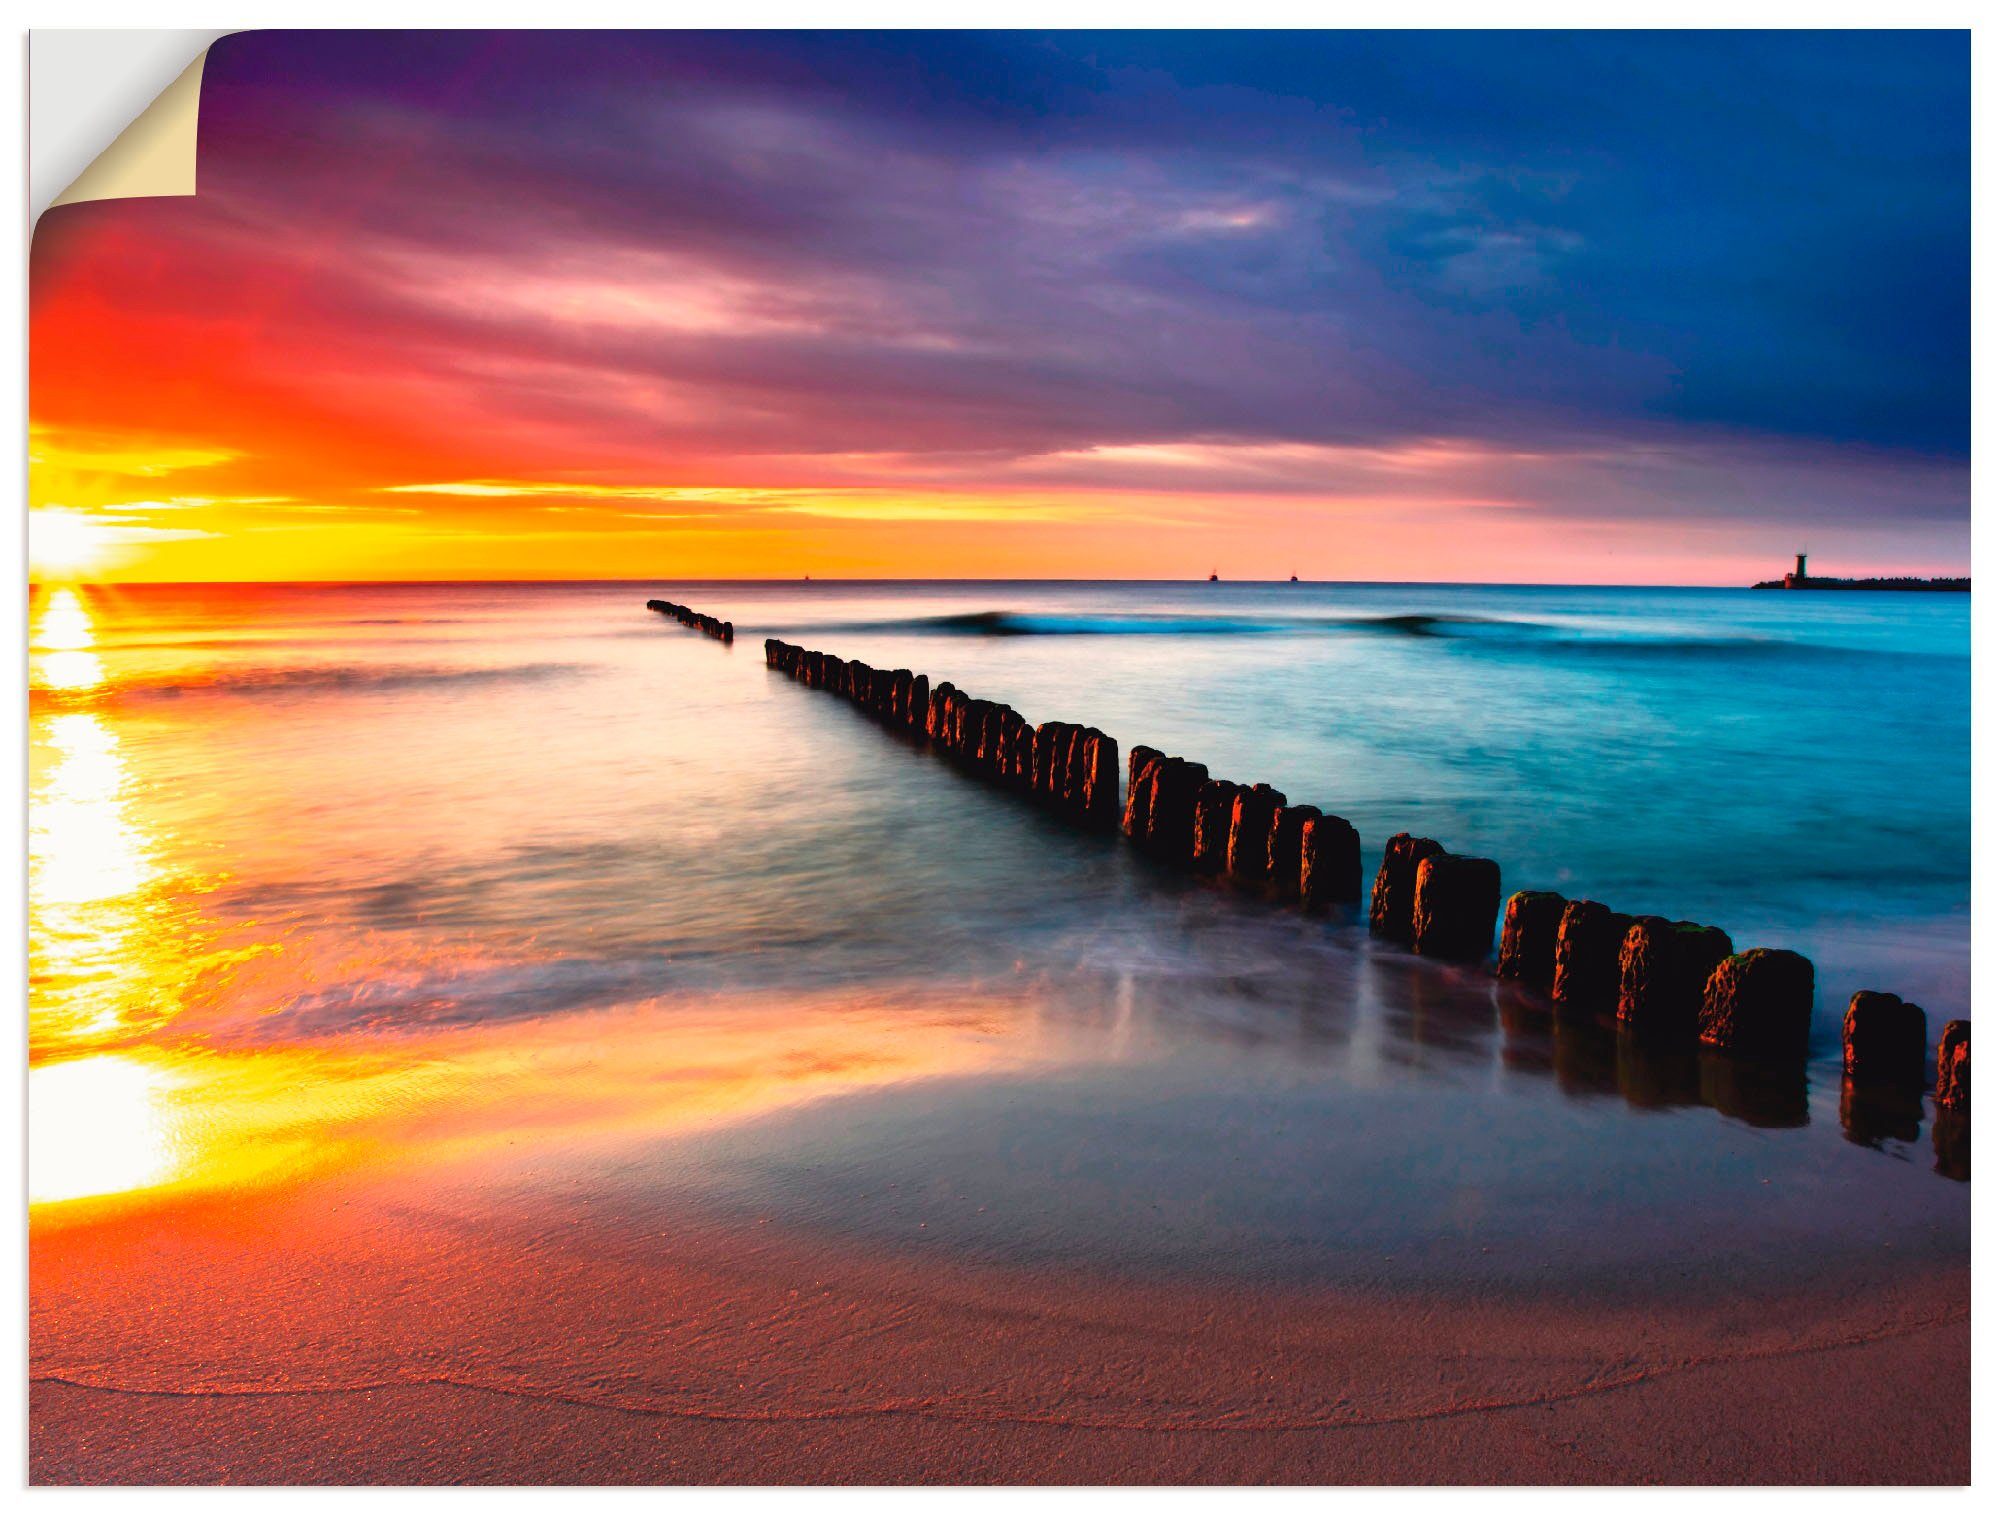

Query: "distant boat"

xmin=1207 ymin=571 xmax=1219 ymax=582
xmin=1289 ymin=574 xmax=1299 ymax=582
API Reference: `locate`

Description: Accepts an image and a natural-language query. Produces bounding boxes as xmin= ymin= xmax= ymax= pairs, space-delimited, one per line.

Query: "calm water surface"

xmin=27 ymin=580 xmax=1970 ymax=1285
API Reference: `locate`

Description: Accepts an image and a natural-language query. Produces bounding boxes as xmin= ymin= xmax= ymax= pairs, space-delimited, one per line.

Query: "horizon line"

xmin=31 ymin=574 xmax=1971 ymax=592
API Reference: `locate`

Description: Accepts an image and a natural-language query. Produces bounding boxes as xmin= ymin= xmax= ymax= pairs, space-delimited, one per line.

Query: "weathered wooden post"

xmin=972 ymin=702 xmax=999 ymax=773
xmin=1298 ymin=813 xmax=1362 ymax=907
xmin=1369 ymin=833 xmax=1442 ymax=942
xmin=1550 ymin=899 xmax=1633 ymax=1013
xmin=1617 ymin=918 xmax=1733 ymax=1039
xmin=1411 ymin=853 xmax=1502 ymax=961
xmin=1008 ymin=709 xmax=1035 ymax=787
xmin=1123 ymin=749 xmax=1163 ymax=842
xmin=1062 ymin=727 xmax=1094 ymax=815
xmin=1834 ymin=992 xmax=1929 ymax=1147
xmin=1934 ymin=1020 xmax=1970 ymax=1178
xmin=1496 ymin=890 xmax=1565 ymax=993
xmin=1081 ymin=732 xmax=1121 ymax=830
xmin=1032 ymin=723 xmax=1058 ymax=804
xmin=1226 ymin=784 xmax=1286 ymax=883
xmin=991 ymin=709 xmax=1018 ymax=787
xmin=1696 ymin=949 xmax=1815 ymax=1060
xmin=1145 ymin=757 xmax=1208 ymax=862
xmin=1191 ymin=780 xmax=1240 ymax=873
xmin=1936 ymin=1020 xmax=1971 ymax=1111
xmin=1265 ymin=805 xmax=1319 ymax=899
xmin=1841 ymin=991 xmax=1928 ymax=1087
xmin=948 ymin=693 xmax=973 ymax=757
xmin=1040 ymin=722 xmax=1070 ymax=805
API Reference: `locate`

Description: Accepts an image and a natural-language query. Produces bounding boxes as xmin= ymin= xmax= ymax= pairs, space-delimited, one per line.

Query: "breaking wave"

xmin=830 ymin=609 xmax=1560 ymax=640
xmin=795 ymin=609 xmax=1940 ymax=661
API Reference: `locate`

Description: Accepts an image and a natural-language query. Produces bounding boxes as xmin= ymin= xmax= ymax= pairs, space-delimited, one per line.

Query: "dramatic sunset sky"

xmin=29 ymin=29 xmax=1969 ymax=583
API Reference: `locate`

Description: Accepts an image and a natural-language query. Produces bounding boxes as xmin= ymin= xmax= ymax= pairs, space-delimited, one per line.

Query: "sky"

xmin=28 ymin=29 xmax=1970 ymax=584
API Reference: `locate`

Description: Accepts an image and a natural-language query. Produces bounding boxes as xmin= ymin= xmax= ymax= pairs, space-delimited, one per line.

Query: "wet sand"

xmin=30 ymin=1172 xmax=1970 ymax=1484
xmin=31 ymin=1324 xmax=1969 ymax=1485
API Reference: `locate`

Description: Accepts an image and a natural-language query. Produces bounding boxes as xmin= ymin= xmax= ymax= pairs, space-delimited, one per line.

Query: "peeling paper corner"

xmin=33 ymin=31 xmax=231 ymax=219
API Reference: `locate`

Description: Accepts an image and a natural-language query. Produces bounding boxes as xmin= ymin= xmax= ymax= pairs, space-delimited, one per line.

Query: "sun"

xmin=28 ymin=509 xmax=118 ymax=581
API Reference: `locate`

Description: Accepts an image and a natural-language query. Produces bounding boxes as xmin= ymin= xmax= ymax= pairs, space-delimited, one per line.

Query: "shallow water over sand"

xmin=28 ymin=580 xmax=1969 ymax=1282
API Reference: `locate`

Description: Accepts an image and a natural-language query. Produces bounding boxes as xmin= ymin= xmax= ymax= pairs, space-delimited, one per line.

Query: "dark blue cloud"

xmin=194 ymin=28 xmax=1968 ymax=465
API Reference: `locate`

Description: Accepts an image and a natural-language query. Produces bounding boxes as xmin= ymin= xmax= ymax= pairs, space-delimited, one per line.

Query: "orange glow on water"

xmin=26 ymin=994 xmax=1037 ymax=1221
xmin=24 ymin=586 xmax=1036 ymax=1215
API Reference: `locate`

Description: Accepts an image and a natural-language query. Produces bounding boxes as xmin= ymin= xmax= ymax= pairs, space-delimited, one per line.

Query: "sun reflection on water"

xmin=23 ymin=587 xmax=1037 ymax=1216
xmin=29 ymin=590 xmax=171 ymax=1052
xmin=29 ymin=588 xmax=202 ymax=1201
xmin=32 ymin=586 xmax=108 ymax=691
xmin=33 ymin=712 xmax=153 ymax=908
xmin=28 ymin=1055 xmax=188 ymax=1206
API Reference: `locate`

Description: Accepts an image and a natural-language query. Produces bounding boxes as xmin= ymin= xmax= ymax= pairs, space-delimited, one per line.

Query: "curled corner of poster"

xmin=34 ymin=31 xmax=231 ymax=219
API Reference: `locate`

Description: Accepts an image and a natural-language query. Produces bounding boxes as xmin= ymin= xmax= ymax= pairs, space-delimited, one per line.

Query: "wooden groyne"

xmin=647 ymin=599 xmax=734 ymax=643
xmin=763 ymin=638 xmax=1118 ymax=830
xmin=749 ymin=622 xmax=1967 ymax=1160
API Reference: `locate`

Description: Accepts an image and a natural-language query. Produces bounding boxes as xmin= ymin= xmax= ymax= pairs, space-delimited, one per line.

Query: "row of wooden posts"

xmin=762 ymin=640 xmax=1121 ymax=828
xmin=745 ymin=625 xmax=1968 ymax=1121
xmin=647 ymin=598 xmax=734 ymax=643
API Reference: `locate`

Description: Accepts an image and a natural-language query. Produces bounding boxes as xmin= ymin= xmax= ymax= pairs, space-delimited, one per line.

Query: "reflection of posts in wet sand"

xmin=1507 ymin=978 xmax=1811 ymax=1129
xmin=1931 ymin=1111 xmax=1969 ymax=1182
xmin=1501 ymin=998 xmax=1681 ymax=1105
xmin=1551 ymin=1012 xmax=1619 ymax=1099
xmin=1496 ymin=995 xmax=1616 ymax=1103
xmin=1537 ymin=1012 xmax=1702 ymax=1109
xmin=1496 ymin=996 xmax=1555 ymax=1077
xmin=1288 ymin=970 xmax=1363 ymax=1056
xmin=1496 ymin=996 xmax=1621 ymax=1099
xmin=1371 ymin=953 xmax=1497 ymax=1068
xmin=1615 ymin=1030 xmax=1701 ymax=1111
xmin=1838 ymin=1078 xmax=1924 ymax=1149
xmin=1698 ymin=1051 xmax=1808 ymax=1129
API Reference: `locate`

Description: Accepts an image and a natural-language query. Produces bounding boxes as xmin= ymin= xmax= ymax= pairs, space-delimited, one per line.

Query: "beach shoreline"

xmin=31 ymin=1181 xmax=1970 ymax=1485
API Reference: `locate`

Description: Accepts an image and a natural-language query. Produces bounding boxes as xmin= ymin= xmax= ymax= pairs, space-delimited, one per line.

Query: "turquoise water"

xmin=34 ymin=578 xmax=1970 ymax=1282
xmin=759 ymin=580 xmax=1970 ymax=1018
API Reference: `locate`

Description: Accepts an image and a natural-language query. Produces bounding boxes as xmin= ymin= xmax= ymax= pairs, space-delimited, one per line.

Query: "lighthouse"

xmin=1783 ymin=552 xmax=1809 ymax=589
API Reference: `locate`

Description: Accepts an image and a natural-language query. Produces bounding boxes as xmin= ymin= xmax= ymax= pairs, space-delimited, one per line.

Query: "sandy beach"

xmin=31 ymin=1167 xmax=1969 ymax=1485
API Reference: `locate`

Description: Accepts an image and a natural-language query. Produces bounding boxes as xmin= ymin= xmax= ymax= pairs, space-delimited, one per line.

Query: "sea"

xmin=28 ymin=579 xmax=1971 ymax=1288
